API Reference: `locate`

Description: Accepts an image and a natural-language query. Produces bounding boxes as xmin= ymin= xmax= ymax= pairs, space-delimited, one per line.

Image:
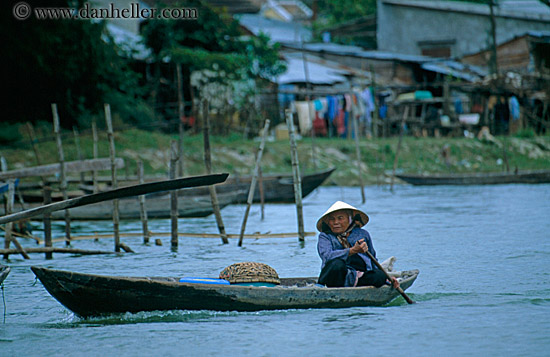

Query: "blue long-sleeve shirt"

xmin=317 ymin=227 xmax=378 ymax=287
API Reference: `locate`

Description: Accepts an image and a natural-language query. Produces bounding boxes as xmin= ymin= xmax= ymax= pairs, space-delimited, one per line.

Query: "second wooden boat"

xmin=396 ymin=169 xmax=550 ymax=186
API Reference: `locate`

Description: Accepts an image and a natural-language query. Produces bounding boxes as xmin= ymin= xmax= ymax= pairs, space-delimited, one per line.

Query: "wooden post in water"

xmin=202 ymin=99 xmax=228 ymax=244
xmin=5 ymin=181 xmax=30 ymax=259
xmin=285 ymin=109 xmax=305 ymax=242
xmin=104 ymin=104 xmax=120 ymax=252
xmin=137 ymin=160 xmax=150 ymax=244
xmin=52 ymin=103 xmax=71 ymax=246
xmin=390 ymin=106 xmax=410 ymax=192
xmin=238 ymin=119 xmax=270 ymax=247
xmin=91 ymin=121 xmax=99 ymax=193
xmin=258 ymin=164 xmax=265 ymax=220
xmin=43 ymin=186 xmax=53 ymax=259
xmin=170 ymin=141 xmax=179 ymax=249
xmin=352 ymin=113 xmax=366 ymax=203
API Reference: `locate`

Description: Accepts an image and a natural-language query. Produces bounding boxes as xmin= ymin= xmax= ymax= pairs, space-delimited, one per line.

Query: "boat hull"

xmin=396 ymin=169 xmax=550 ymax=185
xmin=166 ymin=168 xmax=335 ymax=204
xmin=31 ymin=266 xmax=418 ymax=317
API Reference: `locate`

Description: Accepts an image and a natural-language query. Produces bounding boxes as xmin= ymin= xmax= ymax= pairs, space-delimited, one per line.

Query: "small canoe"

xmin=31 ymin=264 xmax=419 ymax=317
xmin=396 ymin=169 xmax=550 ymax=186
xmin=0 ymin=265 xmax=11 ymax=285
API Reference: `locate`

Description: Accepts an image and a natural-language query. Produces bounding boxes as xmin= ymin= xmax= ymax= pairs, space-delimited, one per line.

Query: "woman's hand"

xmin=349 ymin=239 xmax=368 ymax=255
xmin=389 ymin=276 xmax=400 ymax=289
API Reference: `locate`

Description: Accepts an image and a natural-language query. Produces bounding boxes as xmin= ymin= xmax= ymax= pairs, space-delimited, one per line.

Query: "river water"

xmin=1 ymin=184 xmax=549 ymax=356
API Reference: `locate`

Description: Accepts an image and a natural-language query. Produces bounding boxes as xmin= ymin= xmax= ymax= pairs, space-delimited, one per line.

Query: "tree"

xmin=2 ymin=0 xmax=146 ymax=131
xmin=140 ymin=0 xmax=285 ymax=120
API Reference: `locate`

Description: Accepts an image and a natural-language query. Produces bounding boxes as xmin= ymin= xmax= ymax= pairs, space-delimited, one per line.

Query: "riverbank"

xmin=3 ymin=128 xmax=550 ymax=186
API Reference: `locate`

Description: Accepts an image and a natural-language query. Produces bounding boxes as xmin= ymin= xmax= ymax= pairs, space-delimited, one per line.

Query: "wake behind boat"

xmin=31 ymin=259 xmax=418 ymax=318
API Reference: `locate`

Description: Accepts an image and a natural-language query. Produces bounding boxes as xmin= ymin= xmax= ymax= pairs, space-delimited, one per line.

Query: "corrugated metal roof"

xmin=276 ymin=52 xmax=351 ymax=85
xmin=421 ymin=60 xmax=487 ymax=82
xmin=283 ymin=42 xmax=435 ymax=63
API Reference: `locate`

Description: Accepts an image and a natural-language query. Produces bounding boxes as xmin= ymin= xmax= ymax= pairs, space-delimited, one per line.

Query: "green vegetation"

xmin=2 ymin=128 xmax=549 ymax=186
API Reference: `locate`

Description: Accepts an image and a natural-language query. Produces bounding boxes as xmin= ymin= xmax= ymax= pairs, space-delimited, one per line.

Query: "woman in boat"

xmin=316 ymin=201 xmax=399 ymax=288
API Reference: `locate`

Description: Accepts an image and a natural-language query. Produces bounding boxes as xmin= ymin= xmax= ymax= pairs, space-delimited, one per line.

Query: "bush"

xmin=514 ymin=128 xmax=536 ymax=138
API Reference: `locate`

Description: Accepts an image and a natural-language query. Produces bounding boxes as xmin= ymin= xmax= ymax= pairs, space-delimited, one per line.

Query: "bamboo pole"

xmin=0 ymin=158 xmax=122 ymax=181
xmin=52 ymin=103 xmax=71 ymax=246
xmin=352 ymin=112 xmax=366 ymax=203
xmin=137 ymin=160 xmax=150 ymax=244
xmin=258 ymin=165 xmax=265 ymax=220
xmin=370 ymin=65 xmax=379 ymax=138
xmin=285 ymin=109 xmax=305 ymax=242
xmin=238 ymin=119 xmax=270 ymax=247
xmin=92 ymin=121 xmax=99 ymax=193
xmin=177 ymin=63 xmax=185 ymax=178
xmin=43 ymin=186 xmax=53 ymax=259
xmin=0 ymin=247 xmax=118 ymax=256
xmin=390 ymin=106 xmax=410 ymax=192
xmin=104 ymin=103 xmax=120 ymax=252
xmin=5 ymin=181 xmax=30 ymax=259
xmin=37 ymin=231 xmax=317 ymax=244
xmin=25 ymin=122 xmax=43 ymax=167
xmin=202 ymin=99 xmax=229 ymax=244
xmin=73 ymin=126 xmax=85 ymax=184
xmin=170 ymin=140 xmax=179 ymax=249
xmin=301 ymin=45 xmax=317 ymax=169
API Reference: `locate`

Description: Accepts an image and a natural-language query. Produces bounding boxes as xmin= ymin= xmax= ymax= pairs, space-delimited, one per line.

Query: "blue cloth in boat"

xmin=317 ymin=227 xmax=377 ymax=287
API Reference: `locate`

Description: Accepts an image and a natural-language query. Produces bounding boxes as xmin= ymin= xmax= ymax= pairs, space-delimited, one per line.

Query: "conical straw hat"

xmin=316 ymin=201 xmax=369 ymax=232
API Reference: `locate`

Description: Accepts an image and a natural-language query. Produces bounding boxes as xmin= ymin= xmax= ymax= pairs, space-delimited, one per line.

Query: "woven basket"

xmin=219 ymin=262 xmax=280 ymax=284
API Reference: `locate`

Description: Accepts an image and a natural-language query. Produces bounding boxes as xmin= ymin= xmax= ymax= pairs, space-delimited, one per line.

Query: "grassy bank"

xmin=3 ymin=128 xmax=550 ymax=186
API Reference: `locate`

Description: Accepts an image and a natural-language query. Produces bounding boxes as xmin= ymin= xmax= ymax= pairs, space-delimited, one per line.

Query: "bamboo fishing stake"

xmin=170 ymin=140 xmax=179 ymax=248
xmin=43 ymin=186 xmax=53 ymax=259
xmin=285 ymin=109 xmax=305 ymax=242
xmin=238 ymin=119 xmax=270 ymax=247
xmin=301 ymin=44 xmax=317 ymax=169
xmin=258 ymin=164 xmax=265 ymax=220
xmin=177 ymin=63 xmax=185 ymax=178
xmin=91 ymin=121 xmax=99 ymax=193
xmin=5 ymin=181 xmax=29 ymax=259
xmin=72 ymin=126 xmax=85 ymax=184
xmin=104 ymin=103 xmax=120 ymax=252
xmin=52 ymin=103 xmax=71 ymax=246
xmin=352 ymin=112 xmax=366 ymax=203
xmin=390 ymin=106 xmax=410 ymax=192
xmin=137 ymin=160 xmax=150 ymax=244
xmin=202 ymin=99 xmax=229 ymax=244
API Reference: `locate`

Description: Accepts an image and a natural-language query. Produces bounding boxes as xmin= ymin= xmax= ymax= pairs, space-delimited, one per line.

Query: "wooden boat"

xmin=2 ymin=189 xmax=244 ymax=220
xmin=0 ymin=265 xmax=10 ymax=285
xmin=31 ymin=262 xmax=418 ymax=317
xmin=395 ymin=169 xmax=550 ymax=186
xmin=189 ymin=167 xmax=336 ymax=203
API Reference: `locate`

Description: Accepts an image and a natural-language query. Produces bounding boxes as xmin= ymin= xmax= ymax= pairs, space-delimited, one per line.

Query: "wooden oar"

xmin=348 ymin=215 xmax=415 ymax=304
xmin=0 ymin=173 xmax=229 ymax=225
